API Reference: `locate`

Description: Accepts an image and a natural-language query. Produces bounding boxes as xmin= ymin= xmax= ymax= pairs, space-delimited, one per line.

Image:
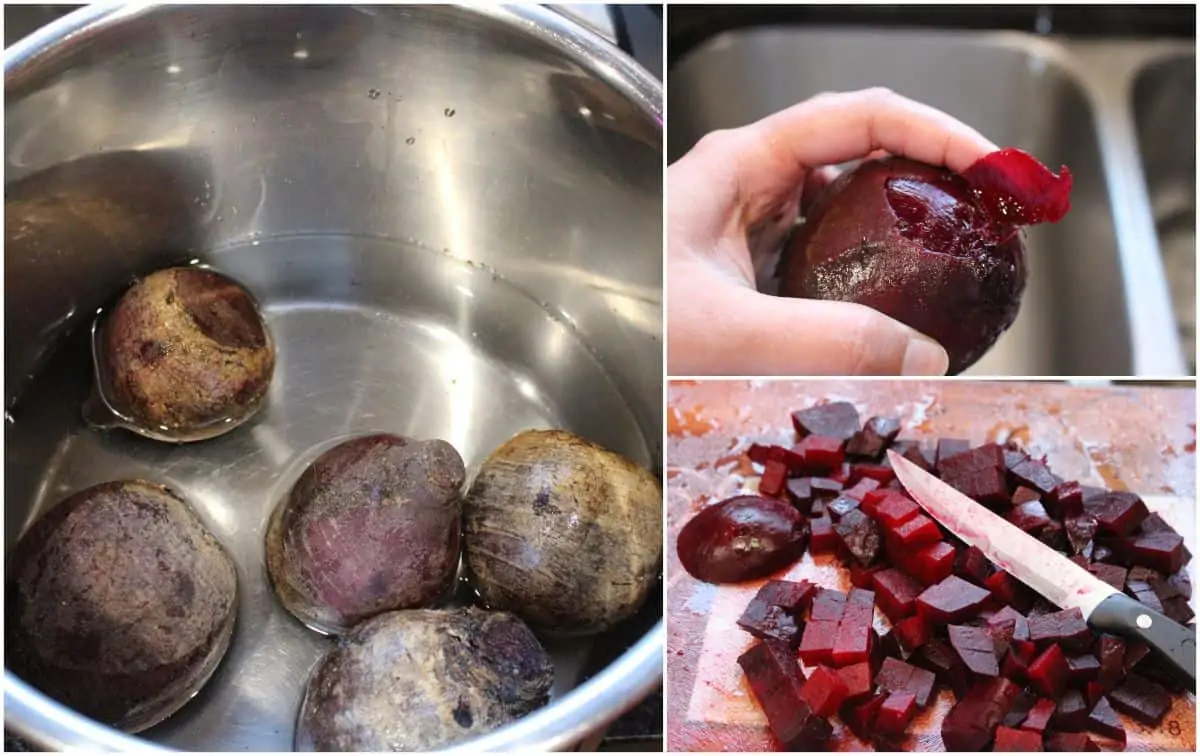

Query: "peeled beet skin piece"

xmin=738 ymin=641 xmax=833 ymax=749
xmin=846 ymin=416 xmax=902 ymax=459
xmin=960 ymin=147 xmax=1072 ymax=224
xmin=917 ymin=574 xmax=991 ymax=624
xmin=676 ymin=495 xmax=808 ymax=584
xmin=777 ymin=152 xmax=1061 ymax=373
xmin=834 ymin=509 xmax=881 ymax=566
xmin=876 ymin=691 xmax=918 ymax=738
xmin=872 ymin=567 xmax=924 ymax=621
xmin=800 ymin=665 xmax=850 ymax=718
xmin=1109 ymin=673 xmax=1172 ymax=725
xmin=877 ymin=656 xmax=937 ymax=708
xmin=1083 ymin=491 xmax=1149 ymax=535
xmin=1027 ymin=608 xmax=1092 ymax=652
xmin=792 ymin=402 xmax=861 ymax=441
xmin=948 ymin=624 xmax=1001 ymax=676
xmin=993 ymin=726 xmax=1044 ymax=752
xmin=942 ymin=676 xmax=1023 ymax=751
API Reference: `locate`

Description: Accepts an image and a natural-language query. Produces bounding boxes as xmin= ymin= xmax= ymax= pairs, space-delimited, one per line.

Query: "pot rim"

xmin=3 ymin=2 xmax=664 ymax=752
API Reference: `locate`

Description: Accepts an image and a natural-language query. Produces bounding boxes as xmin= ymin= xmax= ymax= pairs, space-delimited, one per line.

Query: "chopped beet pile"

xmin=777 ymin=149 xmax=1073 ymax=373
xmin=690 ymin=400 xmax=1196 ymax=752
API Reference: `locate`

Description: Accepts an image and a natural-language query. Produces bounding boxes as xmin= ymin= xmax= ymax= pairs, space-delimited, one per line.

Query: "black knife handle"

xmin=1090 ymin=592 xmax=1196 ymax=685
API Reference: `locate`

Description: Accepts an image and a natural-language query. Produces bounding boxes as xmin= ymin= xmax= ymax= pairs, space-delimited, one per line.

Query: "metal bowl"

xmin=4 ymin=3 xmax=663 ymax=751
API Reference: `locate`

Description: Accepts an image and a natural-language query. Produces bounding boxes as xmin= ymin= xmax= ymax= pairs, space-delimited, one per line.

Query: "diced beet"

xmin=1064 ymin=514 xmax=1098 ymax=556
xmin=1045 ymin=731 xmax=1099 ymax=751
xmin=955 ymin=544 xmax=995 ymax=585
xmin=809 ymin=499 xmax=827 ymax=518
xmin=1133 ymin=651 xmax=1192 ymax=694
xmin=1085 ymin=681 xmax=1106 ymax=708
xmin=737 ymin=601 xmax=803 ymax=645
xmin=829 ymin=461 xmax=854 ymax=485
xmin=983 ymin=570 xmax=1035 ymax=614
xmin=935 ymin=438 xmax=971 ymax=471
xmin=987 ymin=617 xmax=1016 ymax=663
xmin=1011 ymin=486 xmax=1041 ymax=507
xmin=1007 ymin=500 xmax=1051 ymax=533
xmin=809 ymin=516 xmax=837 ymax=553
xmin=1087 ymin=562 xmax=1127 ymax=591
xmin=759 ymin=459 xmax=789 ymax=498
xmin=948 ymin=624 xmax=1000 ymax=676
xmin=1051 ymin=688 xmax=1088 ymax=731
xmin=851 ymin=463 xmax=895 ymax=485
xmin=917 ymin=574 xmax=991 ymax=624
xmin=916 ymin=638 xmax=972 ymax=698
xmin=834 ymin=509 xmax=881 ymax=566
xmin=1047 ymin=480 xmax=1084 ymax=518
xmin=1067 ymin=654 xmax=1100 ymax=683
xmin=841 ymin=478 xmax=881 ymax=503
xmin=941 ymin=676 xmax=1022 ymax=751
xmin=795 ymin=435 xmax=847 ymax=471
xmin=786 ymin=478 xmax=813 ymax=513
xmin=800 ymin=665 xmax=850 ymax=718
xmin=827 ymin=495 xmax=861 ymax=520
xmin=1027 ymin=644 xmax=1070 ymax=697
xmin=1123 ymin=641 xmax=1151 ymax=673
xmin=810 ymin=588 xmax=848 ymax=621
xmin=1167 ymin=569 xmax=1191 ymax=600
xmin=1002 ymin=639 xmax=1039 ymax=683
xmin=893 ymin=614 xmax=931 ymax=655
xmin=1003 ymin=690 xmax=1037 ymax=728
xmin=876 ymin=656 xmax=937 ymax=708
xmin=842 ymin=691 xmax=887 ymax=742
xmin=898 ymin=541 xmax=956 ymax=586
xmin=872 ymin=568 xmax=923 ymax=621
xmin=1126 ymin=570 xmax=1165 ymax=613
xmin=831 ymin=588 xmax=875 ymax=666
xmin=1003 ymin=447 xmax=1030 ymax=471
xmin=1162 ymin=595 xmax=1195 ymax=624
xmin=1084 ymin=491 xmax=1149 ymax=535
xmin=1027 ymin=608 xmax=1091 ymax=652
xmin=846 ymin=416 xmax=901 ymax=459
xmin=676 ymin=495 xmax=809 ymax=584
xmin=746 ymin=443 xmax=796 ymax=466
xmin=993 ymin=726 xmax=1044 ymax=752
xmin=1010 ymin=458 xmax=1058 ymax=494
xmin=850 ymin=563 xmax=887 ymax=590
xmin=890 ymin=439 xmax=935 ymax=472
xmin=887 ymin=512 xmax=942 ymax=549
xmin=1038 ymin=519 xmax=1069 ymax=551
xmin=792 ymin=401 xmax=861 ymax=441
xmin=738 ymin=641 xmax=833 ymax=749
xmin=808 ymin=476 xmax=844 ymax=499
xmin=836 ymin=662 xmax=874 ymax=703
xmin=873 ymin=493 xmax=920 ymax=527
xmin=875 ymin=691 xmax=918 ymax=737
xmin=939 ymin=443 xmax=1009 ymax=506
xmin=1138 ymin=512 xmax=1178 ymax=534
xmin=798 ymin=620 xmax=840 ymax=666
xmin=859 ymin=488 xmax=890 ymax=517
xmin=1128 ymin=531 xmax=1185 ymax=574
xmin=1109 ymin=673 xmax=1172 ymax=725
xmin=988 ymin=605 xmax=1030 ymax=641
xmin=755 ymin=579 xmax=819 ymax=614
xmin=1086 ymin=696 xmax=1125 ymax=743
xmin=1095 ymin=634 xmax=1125 ymax=690
xmin=1022 ymin=698 xmax=1057 ymax=732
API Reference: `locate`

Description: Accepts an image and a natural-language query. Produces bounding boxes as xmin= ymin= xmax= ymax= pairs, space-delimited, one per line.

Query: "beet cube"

xmin=834 ymin=509 xmax=881 ymax=566
xmin=841 ymin=478 xmax=881 ymax=503
xmin=842 ymin=691 xmax=887 ymax=741
xmin=836 ymin=661 xmax=874 ymax=703
xmin=893 ymin=614 xmax=931 ymax=655
xmin=949 ymin=623 xmax=1000 ymax=676
xmin=746 ymin=443 xmax=791 ymax=466
xmin=891 ymin=439 xmax=935 ymax=472
xmin=939 ymin=443 xmax=1009 ymax=505
xmin=846 ymin=416 xmax=901 ymax=459
xmin=1087 ymin=562 xmax=1128 ymax=591
xmin=993 ymin=726 xmax=1044 ymax=752
xmin=798 ymin=620 xmax=839 ymax=666
xmin=759 ymin=460 xmax=788 ymax=498
xmin=1067 ymin=653 xmax=1100 ymax=684
xmin=1027 ymin=608 xmax=1091 ymax=652
xmin=1123 ymin=641 xmax=1151 ymax=673
xmin=859 ymin=488 xmax=891 ymax=517
xmin=1022 ymin=698 xmax=1056 ymax=732
xmin=872 ymin=567 xmax=923 ymax=621
xmin=756 ymin=579 xmax=819 ymax=614
xmin=1084 ymin=491 xmax=1149 ymax=535
xmin=851 ymin=463 xmax=895 ymax=485
xmin=792 ymin=401 xmax=860 ymax=441
xmin=785 ymin=478 xmax=813 ymax=512
xmin=808 ymin=476 xmax=844 ymax=499
xmin=738 ymin=641 xmax=833 ymax=749
xmin=1109 ymin=673 xmax=1172 ymax=725
xmin=873 ymin=493 xmax=920 ymax=528
xmin=1095 ymin=634 xmax=1125 ymax=690
xmin=1051 ymin=689 xmax=1088 ymax=731
xmin=1162 ymin=595 xmax=1194 ymax=624
xmin=983 ymin=570 xmax=1034 ymax=614
xmin=1086 ymin=695 xmax=1125 ymax=743
xmin=1045 ymin=732 xmax=1099 ymax=752
xmin=831 ymin=588 xmax=875 ymax=666
xmin=809 ymin=516 xmax=837 ymax=553
xmin=810 ymin=588 xmax=847 ymax=621
xmin=988 ymin=605 xmax=1030 ymax=641
xmin=1010 ymin=458 xmax=1058 ymax=494
xmin=1064 ymin=513 xmax=1098 ymax=556
xmin=800 ymin=665 xmax=849 ymax=718
xmin=1001 ymin=639 xmax=1038 ymax=683
xmin=1047 ymin=480 xmax=1084 ymax=518
xmin=876 ymin=656 xmax=937 ymax=708
xmin=827 ymin=495 xmax=860 ymax=520
xmin=954 ymin=544 xmax=995 ymax=586
xmin=1027 ymin=644 xmax=1070 ymax=697
xmin=829 ymin=461 xmax=854 ymax=485
xmin=1129 ymin=531 xmax=1185 ymax=574
xmin=876 ymin=691 xmax=918 ymax=737
xmin=887 ymin=513 xmax=942 ymax=550
xmin=941 ymin=676 xmax=1022 ymax=751
xmin=1011 ymin=485 xmax=1041 ymax=507
xmin=1127 ymin=575 xmax=1165 ymax=613
xmin=935 ymin=438 xmax=971 ymax=470
xmin=1003 ymin=447 xmax=1030 ymax=470
xmin=898 ymin=541 xmax=957 ymax=586
xmin=1002 ymin=690 xmax=1037 ymax=728
xmin=849 ymin=562 xmax=887 ymax=590
xmin=737 ymin=601 xmax=802 ymax=645
xmin=917 ymin=574 xmax=991 ymax=624
xmin=794 ymin=435 xmax=846 ymax=472
xmin=1167 ymin=569 xmax=1191 ymax=600
xmin=1007 ymin=500 xmax=1051 ymax=533
xmin=916 ymin=638 xmax=972 ymax=698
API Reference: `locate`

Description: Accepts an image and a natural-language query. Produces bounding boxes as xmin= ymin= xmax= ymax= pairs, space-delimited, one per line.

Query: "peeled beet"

xmin=942 ymin=676 xmax=1023 ymax=751
xmin=780 ymin=149 xmax=1072 ymax=373
xmin=738 ymin=641 xmax=833 ymax=749
xmin=917 ymin=574 xmax=991 ymax=624
xmin=676 ymin=496 xmax=807 ymax=584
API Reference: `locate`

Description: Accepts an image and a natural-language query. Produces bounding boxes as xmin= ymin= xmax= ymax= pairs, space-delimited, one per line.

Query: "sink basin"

xmin=1133 ymin=55 xmax=1196 ymax=373
xmin=668 ymin=28 xmax=1191 ymax=376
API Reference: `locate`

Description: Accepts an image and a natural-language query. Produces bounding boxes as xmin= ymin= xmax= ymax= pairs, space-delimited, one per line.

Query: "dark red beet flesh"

xmin=1027 ymin=608 xmax=1091 ymax=652
xmin=1027 ymin=644 xmax=1070 ymax=698
xmin=1109 ymin=673 xmax=1172 ymax=725
xmin=1086 ymin=696 xmax=1126 ymax=743
xmin=1045 ymin=731 xmax=1100 ymax=752
xmin=872 ymin=567 xmax=923 ymax=621
xmin=993 ymin=726 xmax=1044 ymax=752
xmin=877 ymin=656 xmax=937 ymax=709
xmin=737 ymin=600 xmax=802 ymax=646
xmin=1084 ymin=492 xmax=1149 ymax=536
xmin=876 ymin=691 xmax=918 ymax=738
xmin=916 ymin=638 xmax=972 ymax=698
xmin=942 ymin=676 xmax=1022 ymax=751
xmin=834 ymin=509 xmax=881 ymax=566
xmin=847 ymin=416 xmax=901 ymax=459
xmin=1023 ymin=698 xmax=1057 ymax=732
xmin=676 ymin=496 xmax=808 ymax=584
xmin=888 ymin=512 xmax=942 ymax=549
xmin=836 ymin=661 xmax=874 ymax=703
xmin=917 ymin=575 xmax=991 ymax=624
xmin=792 ymin=402 xmax=861 ymax=441
xmin=809 ymin=516 xmax=837 ymax=553
xmin=949 ymin=623 xmax=1001 ymax=676
xmin=894 ymin=540 xmax=956 ymax=586
xmin=737 ymin=641 xmax=833 ymax=749
xmin=831 ymin=588 xmax=875 ymax=666
xmin=800 ymin=665 xmax=849 ymax=718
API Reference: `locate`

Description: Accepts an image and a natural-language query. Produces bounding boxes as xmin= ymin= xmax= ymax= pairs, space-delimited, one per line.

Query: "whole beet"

xmin=778 ymin=157 xmax=1027 ymax=374
xmin=266 ymin=433 xmax=465 ymax=634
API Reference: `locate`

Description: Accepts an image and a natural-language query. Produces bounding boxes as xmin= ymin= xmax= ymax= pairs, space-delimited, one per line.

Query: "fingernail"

xmin=901 ymin=337 xmax=949 ymax=376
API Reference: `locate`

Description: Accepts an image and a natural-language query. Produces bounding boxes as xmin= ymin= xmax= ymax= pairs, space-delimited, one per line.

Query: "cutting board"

xmin=666 ymin=380 xmax=1196 ymax=752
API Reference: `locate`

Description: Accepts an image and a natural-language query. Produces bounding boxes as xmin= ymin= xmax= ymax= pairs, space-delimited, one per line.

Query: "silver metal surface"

xmin=668 ymin=28 xmax=1193 ymax=377
xmin=4 ymin=3 xmax=663 ymax=752
xmin=888 ymin=453 xmax=1118 ymax=619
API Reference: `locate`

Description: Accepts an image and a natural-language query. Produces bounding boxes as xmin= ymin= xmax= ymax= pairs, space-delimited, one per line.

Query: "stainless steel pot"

xmin=4 ymin=3 xmax=663 ymax=751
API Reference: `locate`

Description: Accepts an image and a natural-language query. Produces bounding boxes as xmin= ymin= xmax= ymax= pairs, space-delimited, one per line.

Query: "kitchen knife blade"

xmin=889 ymin=451 xmax=1195 ymax=684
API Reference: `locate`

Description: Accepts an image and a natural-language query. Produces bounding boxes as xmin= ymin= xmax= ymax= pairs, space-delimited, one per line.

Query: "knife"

xmin=888 ymin=451 xmax=1196 ymax=684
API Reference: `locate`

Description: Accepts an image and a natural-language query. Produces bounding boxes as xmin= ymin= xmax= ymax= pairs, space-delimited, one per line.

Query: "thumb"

xmin=668 ymin=280 xmax=949 ymax=376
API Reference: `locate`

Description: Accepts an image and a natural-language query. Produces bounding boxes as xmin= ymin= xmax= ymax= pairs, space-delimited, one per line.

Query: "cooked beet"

xmin=1002 ymin=638 xmax=1039 ymax=683
xmin=1162 ymin=595 xmax=1195 ymax=624
xmin=1128 ymin=531 xmax=1185 ymax=574
xmin=810 ymin=588 xmax=848 ymax=621
xmin=1037 ymin=520 xmax=1069 ymax=551
xmin=888 ymin=513 xmax=943 ymax=550
xmin=809 ymin=516 xmax=837 ymax=553
xmin=1109 ymin=673 xmax=1172 ymax=725
xmin=737 ymin=602 xmax=803 ymax=646
xmin=846 ymin=416 xmax=902 ymax=459
xmin=1023 ymin=698 xmax=1057 ymax=732
xmin=1045 ymin=731 xmax=1100 ymax=751
xmin=893 ymin=614 xmax=932 ymax=655
xmin=1010 ymin=458 xmax=1058 ymax=494
xmin=850 ymin=563 xmax=887 ymax=590
xmin=1047 ymin=481 xmax=1084 ymax=518
xmin=988 ymin=605 xmax=1030 ymax=641
xmin=917 ymin=575 xmax=991 ymax=624
xmin=792 ymin=402 xmax=861 ymax=441
xmin=830 ymin=462 xmax=854 ymax=485
xmin=676 ymin=496 xmax=808 ymax=584
xmin=948 ymin=624 xmax=1001 ymax=676
xmin=895 ymin=541 xmax=957 ymax=586
xmin=941 ymin=676 xmax=1023 ymax=751
xmin=916 ymin=638 xmax=972 ymax=698
xmin=738 ymin=641 xmax=833 ymax=749
xmin=876 ymin=691 xmax=918 ymax=737
xmin=843 ymin=691 xmax=888 ymax=741
xmin=828 ymin=495 xmax=861 ymax=520
xmin=1086 ymin=696 xmax=1125 ymax=743
xmin=993 ymin=726 xmax=1044 ymax=752
xmin=1011 ymin=486 xmax=1041 ymax=507
xmin=1095 ymin=634 xmax=1126 ymax=690
xmin=872 ymin=568 xmax=923 ymax=621
xmin=891 ymin=439 xmax=935 ymax=472
xmin=1007 ymin=501 xmax=1051 ymax=533
xmin=837 ymin=662 xmax=875 ymax=703
xmin=1027 ymin=608 xmax=1091 ymax=652
xmin=797 ymin=435 xmax=847 ymax=470
xmin=832 ymin=588 xmax=876 ymax=666
xmin=835 ymin=509 xmax=881 ymax=566
xmin=939 ymin=444 xmax=1010 ymax=506
xmin=955 ymin=545 xmax=995 ymax=586
xmin=842 ymin=478 xmax=881 ymax=503
xmin=936 ymin=439 xmax=971 ymax=470
xmin=1167 ymin=569 xmax=1191 ymax=599
xmin=1123 ymin=641 xmax=1151 ymax=673
xmin=983 ymin=570 xmax=1035 ymax=614
xmin=1067 ymin=654 xmax=1101 ymax=684
xmin=1051 ymin=689 xmax=1088 ymax=731
xmin=1084 ymin=492 xmax=1149 ymax=535
xmin=798 ymin=620 xmax=840 ymax=666
xmin=800 ymin=665 xmax=850 ymax=717
xmin=759 ymin=460 xmax=788 ymax=498
xmin=1027 ymin=644 xmax=1070 ymax=697
xmin=1087 ymin=562 xmax=1128 ymax=591
xmin=877 ymin=656 xmax=937 ymax=708
xmin=1125 ymin=571 xmax=1165 ymax=613
xmin=1002 ymin=689 xmax=1037 ymax=728
xmin=809 ymin=477 xmax=844 ymax=499
xmin=873 ymin=493 xmax=921 ymax=527
xmin=852 ymin=463 xmax=896 ymax=485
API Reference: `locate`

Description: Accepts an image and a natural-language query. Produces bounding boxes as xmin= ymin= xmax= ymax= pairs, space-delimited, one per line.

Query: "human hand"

xmin=667 ymin=88 xmax=999 ymax=376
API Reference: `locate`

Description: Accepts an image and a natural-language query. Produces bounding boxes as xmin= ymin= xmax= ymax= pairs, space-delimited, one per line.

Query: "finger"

xmin=800 ymin=166 xmax=840 ymax=217
xmin=667 ymin=272 xmax=949 ymax=377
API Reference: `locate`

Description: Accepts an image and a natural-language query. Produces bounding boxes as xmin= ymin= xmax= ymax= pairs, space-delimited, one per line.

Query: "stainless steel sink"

xmin=669 ymin=28 xmax=1193 ymax=376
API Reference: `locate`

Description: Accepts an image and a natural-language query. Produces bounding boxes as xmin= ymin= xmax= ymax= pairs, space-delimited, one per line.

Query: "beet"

xmin=1010 ymin=458 xmax=1058 ymax=495
xmin=941 ymin=676 xmax=1023 ymax=750
xmin=1047 ymin=481 xmax=1084 ymax=519
xmin=1086 ymin=696 xmax=1125 ymax=743
xmin=835 ymin=510 xmax=881 ymax=566
xmin=1007 ymin=501 xmax=1051 ymax=533
xmin=1095 ymin=634 xmax=1126 ymax=690
xmin=988 ymin=605 xmax=1030 ymax=642
xmin=1123 ymin=641 xmax=1151 ymax=673
xmin=1087 ymin=562 xmax=1128 ymax=591
xmin=936 ymin=439 xmax=971 ymax=470
xmin=792 ymin=402 xmax=861 ymax=441
xmin=798 ymin=620 xmax=840 ymax=666
xmin=800 ymin=665 xmax=850 ymax=718
xmin=777 ymin=151 xmax=1064 ymax=373
xmin=809 ymin=477 xmax=844 ymax=499
xmin=842 ymin=478 xmax=881 ymax=503
xmin=1162 ymin=595 xmax=1195 ymax=624
xmin=737 ymin=601 xmax=803 ymax=646
xmin=808 ymin=516 xmax=837 ymax=553
xmin=1027 ymin=644 xmax=1070 ymax=698
xmin=830 ymin=462 xmax=854 ymax=485
xmin=955 ymin=545 xmax=995 ymax=586
xmin=983 ymin=570 xmax=1034 ymax=614
xmin=917 ymin=575 xmax=991 ymax=624
xmin=872 ymin=568 xmax=923 ymax=621
xmin=850 ymin=563 xmax=887 ymax=590
xmin=1128 ymin=531 xmax=1185 ymax=574
xmin=1051 ymin=689 xmax=1089 ymax=731
xmin=877 ymin=656 xmax=937 ymax=708
xmin=1109 ymin=673 xmax=1172 ymax=725
xmin=852 ymin=463 xmax=896 ymax=486
xmin=843 ymin=691 xmax=887 ymax=741
xmin=891 ymin=439 xmax=935 ymax=472
xmin=993 ymin=726 xmax=1044 ymax=752
xmin=1167 ymin=569 xmax=1191 ymax=600
xmin=677 ymin=496 xmax=808 ymax=584
xmin=1027 ymin=608 xmax=1091 ymax=652
xmin=888 ymin=513 xmax=943 ymax=550
xmin=846 ymin=416 xmax=901 ymax=459
xmin=797 ymin=436 xmax=847 ymax=471
xmin=747 ymin=443 xmax=803 ymax=470
xmin=959 ymin=147 xmax=1073 ymax=224
xmin=873 ymin=493 xmax=921 ymax=528
xmin=1084 ymin=492 xmax=1149 ymax=535
xmin=831 ymin=588 xmax=876 ymax=666
xmin=1064 ymin=514 xmax=1098 ymax=556
xmin=1037 ymin=520 xmax=1069 ymax=552
xmin=1002 ymin=690 xmax=1037 ymax=728
xmin=916 ymin=638 xmax=972 ymax=698
xmin=755 ymin=579 xmax=819 ymax=614
xmin=827 ymin=495 xmax=861 ymax=520
xmin=949 ymin=624 xmax=1001 ymax=676
xmin=1011 ymin=486 xmax=1041 ymax=507
xmin=758 ymin=460 xmax=788 ymax=498
xmin=939 ymin=444 xmax=1010 ymax=506
xmin=785 ymin=478 xmax=813 ymax=512
xmin=1001 ymin=639 xmax=1039 ymax=683
xmin=837 ymin=661 xmax=874 ymax=703
xmin=738 ymin=641 xmax=833 ymax=749
xmin=1023 ymin=698 xmax=1057 ymax=732
xmin=1045 ymin=731 xmax=1099 ymax=752
xmin=893 ymin=614 xmax=932 ymax=655
xmin=1066 ymin=654 xmax=1100 ymax=684
xmin=810 ymin=588 xmax=848 ymax=621
xmin=876 ymin=691 xmax=918 ymax=737
xmin=896 ymin=541 xmax=957 ymax=586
